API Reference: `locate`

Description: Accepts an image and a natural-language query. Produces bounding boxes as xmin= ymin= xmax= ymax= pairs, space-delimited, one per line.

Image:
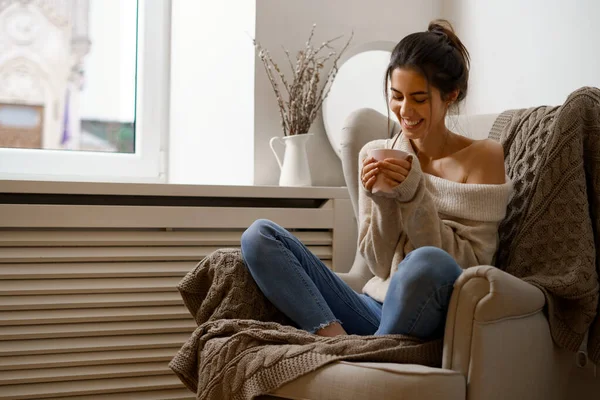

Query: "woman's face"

xmin=389 ymin=67 xmax=449 ymax=140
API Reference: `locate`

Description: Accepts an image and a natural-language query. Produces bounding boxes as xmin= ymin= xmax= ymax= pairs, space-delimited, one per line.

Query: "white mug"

xmin=367 ymin=148 xmax=410 ymax=194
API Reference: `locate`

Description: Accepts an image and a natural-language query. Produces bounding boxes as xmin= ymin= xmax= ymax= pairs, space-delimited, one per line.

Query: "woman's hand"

xmin=377 ymin=156 xmax=412 ymax=188
xmin=361 ymin=156 xmax=379 ymax=192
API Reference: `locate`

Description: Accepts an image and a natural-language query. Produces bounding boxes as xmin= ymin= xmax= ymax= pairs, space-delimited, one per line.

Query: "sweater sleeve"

xmin=389 ymin=157 xmax=504 ymax=267
xmin=357 ymin=141 xmax=405 ymax=278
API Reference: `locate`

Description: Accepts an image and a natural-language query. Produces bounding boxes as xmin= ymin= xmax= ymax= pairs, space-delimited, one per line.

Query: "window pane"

xmin=0 ymin=0 xmax=137 ymax=153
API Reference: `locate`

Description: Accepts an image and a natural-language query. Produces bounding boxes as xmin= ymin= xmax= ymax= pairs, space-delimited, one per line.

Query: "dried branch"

xmin=310 ymin=32 xmax=354 ymax=123
xmin=253 ymin=25 xmax=353 ymax=136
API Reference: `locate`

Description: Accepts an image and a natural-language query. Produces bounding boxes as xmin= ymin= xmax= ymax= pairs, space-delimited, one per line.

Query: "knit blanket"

xmin=169 ymin=249 xmax=442 ymax=400
xmin=489 ymin=86 xmax=600 ymax=363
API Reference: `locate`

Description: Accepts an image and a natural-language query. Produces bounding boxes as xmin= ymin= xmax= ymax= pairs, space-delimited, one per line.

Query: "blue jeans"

xmin=240 ymin=219 xmax=462 ymax=339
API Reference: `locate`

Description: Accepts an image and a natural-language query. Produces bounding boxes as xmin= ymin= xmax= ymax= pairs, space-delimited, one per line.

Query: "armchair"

xmin=263 ymin=108 xmax=574 ymax=400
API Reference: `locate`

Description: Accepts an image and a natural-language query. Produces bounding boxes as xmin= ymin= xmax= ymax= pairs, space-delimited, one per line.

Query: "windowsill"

xmin=0 ymin=179 xmax=350 ymax=200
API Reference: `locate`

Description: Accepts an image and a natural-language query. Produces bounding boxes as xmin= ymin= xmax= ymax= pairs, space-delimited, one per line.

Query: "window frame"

xmin=0 ymin=0 xmax=171 ymax=183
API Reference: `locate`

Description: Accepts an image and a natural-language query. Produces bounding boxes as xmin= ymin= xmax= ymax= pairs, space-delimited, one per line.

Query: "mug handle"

xmin=269 ymin=137 xmax=284 ymax=170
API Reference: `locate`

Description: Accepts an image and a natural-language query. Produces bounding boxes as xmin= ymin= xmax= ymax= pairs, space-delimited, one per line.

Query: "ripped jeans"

xmin=240 ymin=219 xmax=462 ymax=339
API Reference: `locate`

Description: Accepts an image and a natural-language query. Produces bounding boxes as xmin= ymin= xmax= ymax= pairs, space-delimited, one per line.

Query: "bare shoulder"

xmin=465 ymin=139 xmax=506 ymax=184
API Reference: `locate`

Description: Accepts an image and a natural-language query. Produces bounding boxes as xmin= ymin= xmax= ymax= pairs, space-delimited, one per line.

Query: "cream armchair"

xmin=262 ymin=109 xmax=573 ymax=400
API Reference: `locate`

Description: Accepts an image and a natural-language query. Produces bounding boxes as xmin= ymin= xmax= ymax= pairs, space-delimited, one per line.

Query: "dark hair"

xmin=385 ymin=19 xmax=470 ymax=135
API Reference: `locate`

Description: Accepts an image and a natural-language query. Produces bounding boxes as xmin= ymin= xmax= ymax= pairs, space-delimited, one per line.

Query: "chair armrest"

xmin=455 ymin=265 xmax=545 ymax=322
xmin=442 ymin=265 xmax=546 ymax=371
xmin=441 ymin=266 xmax=572 ymax=400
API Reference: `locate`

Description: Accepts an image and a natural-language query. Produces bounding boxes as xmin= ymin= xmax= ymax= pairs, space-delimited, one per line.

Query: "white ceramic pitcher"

xmin=269 ymin=133 xmax=313 ymax=186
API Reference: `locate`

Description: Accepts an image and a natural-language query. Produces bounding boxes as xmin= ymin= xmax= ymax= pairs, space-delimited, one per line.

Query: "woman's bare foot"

xmin=315 ymin=322 xmax=347 ymax=337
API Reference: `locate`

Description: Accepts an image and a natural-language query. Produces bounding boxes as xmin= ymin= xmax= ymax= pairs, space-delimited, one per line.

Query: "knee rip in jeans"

xmin=310 ymin=319 xmax=342 ymax=334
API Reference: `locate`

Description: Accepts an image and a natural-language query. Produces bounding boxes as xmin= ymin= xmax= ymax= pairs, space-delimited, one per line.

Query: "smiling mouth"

xmin=402 ymin=118 xmax=424 ymax=129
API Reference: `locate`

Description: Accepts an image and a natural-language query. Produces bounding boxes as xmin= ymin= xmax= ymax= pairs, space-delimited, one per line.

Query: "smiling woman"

xmin=0 ymin=0 xmax=170 ymax=182
xmin=384 ymin=20 xmax=469 ymax=153
xmin=374 ymin=19 xmax=505 ymax=186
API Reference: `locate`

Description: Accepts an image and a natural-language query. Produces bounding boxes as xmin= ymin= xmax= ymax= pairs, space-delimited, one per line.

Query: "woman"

xmin=241 ymin=20 xmax=512 ymax=339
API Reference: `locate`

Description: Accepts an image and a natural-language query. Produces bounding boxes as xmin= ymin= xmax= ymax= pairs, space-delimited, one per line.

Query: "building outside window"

xmin=0 ymin=0 xmax=168 ymax=182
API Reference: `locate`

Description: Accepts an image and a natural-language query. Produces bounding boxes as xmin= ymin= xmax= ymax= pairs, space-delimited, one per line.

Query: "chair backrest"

xmin=448 ymin=113 xmax=501 ymax=141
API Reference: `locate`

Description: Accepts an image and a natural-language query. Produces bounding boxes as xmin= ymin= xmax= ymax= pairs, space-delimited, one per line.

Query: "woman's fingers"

xmin=383 ymin=175 xmax=400 ymax=188
xmin=362 ymin=163 xmax=378 ymax=176
xmin=361 ymin=155 xmax=413 ymax=191
xmin=362 ymin=156 xmax=378 ymax=170
xmin=364 ymin=174 xmax=377 ymax=191
xmin=379 ymin=168 xmax=406 ymax=184
xmin=380 ymin=164 xmax=409 ymax=178
xmin=378 ymin=157 xmax=412 ymax=186
xmin=361 ymin=157 xmax=379 ymax=186
xmin=387 ymin=157 xmax=412 ymax=168
xmin=379 ymin=158 xmax=411 ymax=174
xmin=362 ymin=166 xmax=379 ymax=186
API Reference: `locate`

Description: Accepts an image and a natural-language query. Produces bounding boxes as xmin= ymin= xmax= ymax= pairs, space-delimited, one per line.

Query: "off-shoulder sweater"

xmin=358 ymin=133 xmax=513 ymax=302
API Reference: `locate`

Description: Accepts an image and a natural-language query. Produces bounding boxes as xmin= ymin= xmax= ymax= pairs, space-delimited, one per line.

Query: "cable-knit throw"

xmin=169 ymin=249 xmax=442 ymax=400
xmin=489 ymin=87 xmax=600 ymax=363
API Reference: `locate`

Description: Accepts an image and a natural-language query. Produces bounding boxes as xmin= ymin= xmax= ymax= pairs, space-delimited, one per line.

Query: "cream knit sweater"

xmin=359 ymin=133 xmax=513 ymax=302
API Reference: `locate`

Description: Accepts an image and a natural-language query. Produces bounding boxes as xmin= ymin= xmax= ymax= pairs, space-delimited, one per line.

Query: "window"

xmin=0 ymin=0 xmax=170 ymax=182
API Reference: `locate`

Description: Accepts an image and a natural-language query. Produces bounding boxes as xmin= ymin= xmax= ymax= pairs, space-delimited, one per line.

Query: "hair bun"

xmin=428 ymin=19 xmax=455 ymax=35
xmin=427 ymin=19 xmax=470 ymax=69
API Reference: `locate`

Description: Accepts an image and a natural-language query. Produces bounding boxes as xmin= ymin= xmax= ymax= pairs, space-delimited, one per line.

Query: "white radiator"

xmin=0 ymin=185 xmax=354 ymax=399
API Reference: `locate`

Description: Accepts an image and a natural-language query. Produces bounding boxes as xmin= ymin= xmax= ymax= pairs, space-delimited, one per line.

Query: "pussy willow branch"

xmin=255 ymin=45 xmax=290 ymax=135
xmin=254 ymin=26 xmax=353 ymax=136
xmin=310 ymin=32 xmax=353 ymax=124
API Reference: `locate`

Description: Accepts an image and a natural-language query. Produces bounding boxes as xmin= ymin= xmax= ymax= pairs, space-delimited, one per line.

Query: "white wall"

xmin=254 ymin=0 xmax=442 ymax=186
xmin=80 ymin=0 xmax=136 ymax=122
xmin=442 ymin=0 xmax=600 ymax=115
xmin=168 ymin=0 xmax=255 ymax=185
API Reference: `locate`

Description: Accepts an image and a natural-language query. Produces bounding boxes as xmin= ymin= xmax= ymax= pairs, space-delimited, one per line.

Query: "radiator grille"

xmin=0 ymin=228 xmax=333 ymax=399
